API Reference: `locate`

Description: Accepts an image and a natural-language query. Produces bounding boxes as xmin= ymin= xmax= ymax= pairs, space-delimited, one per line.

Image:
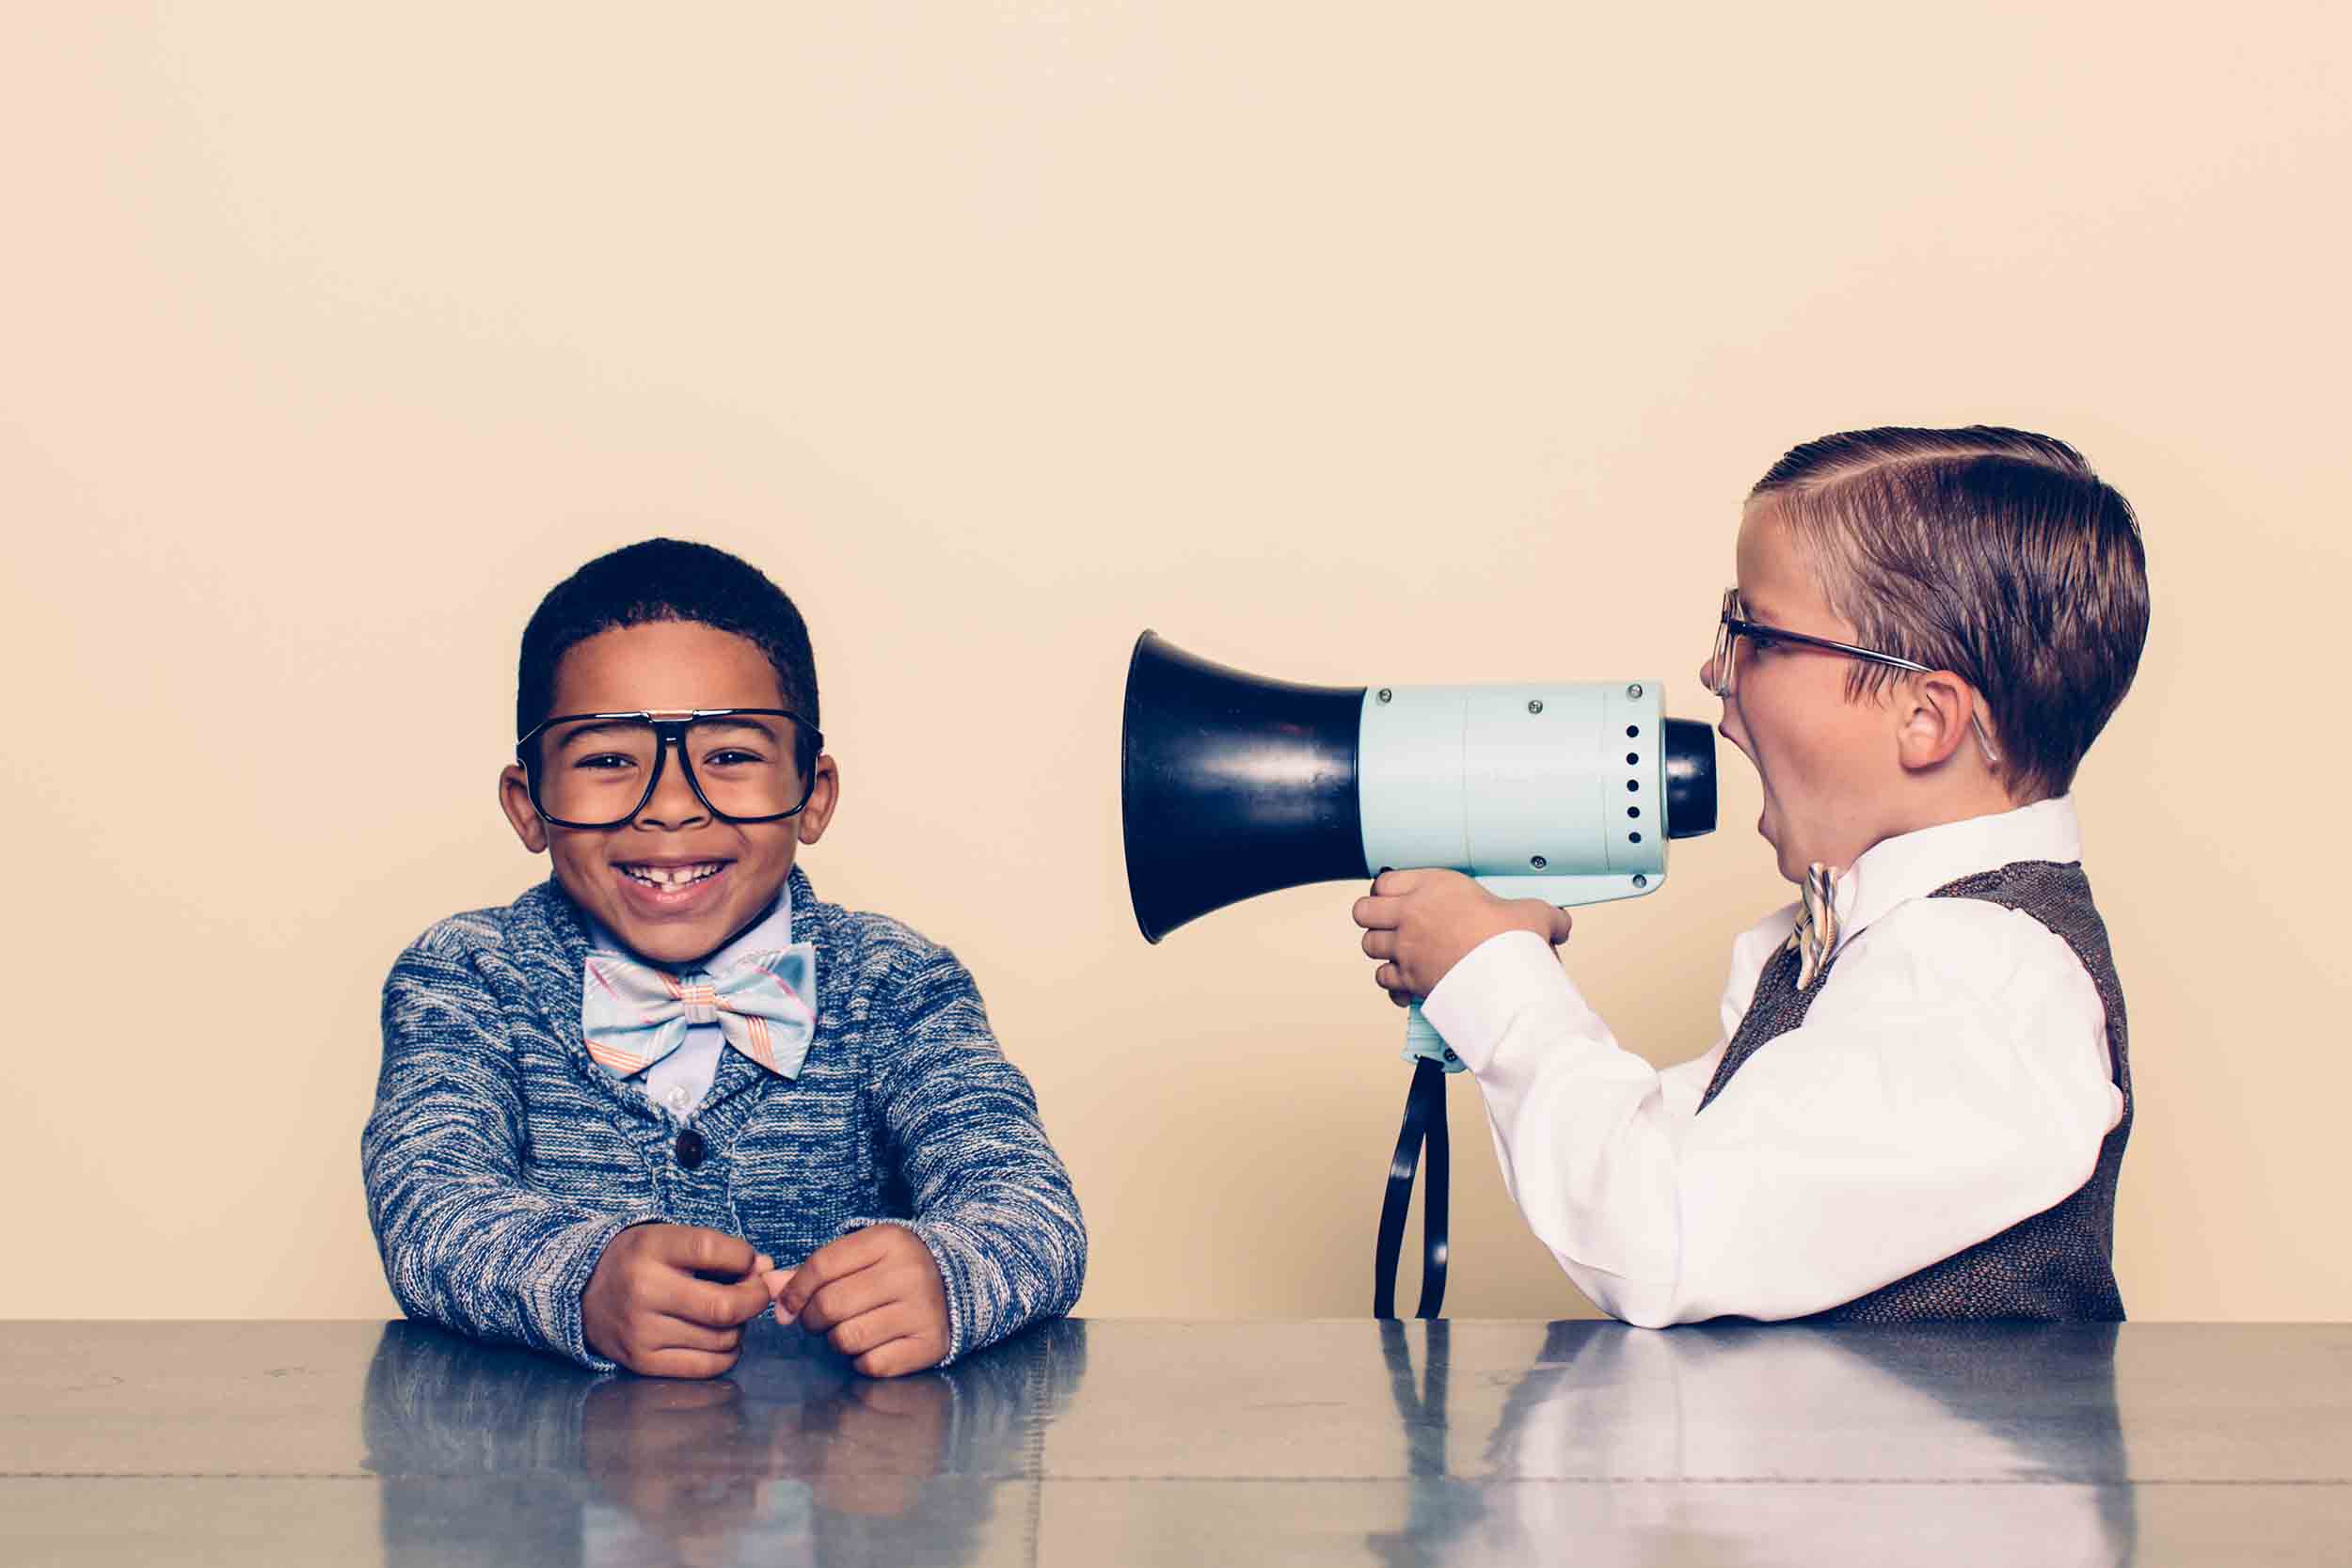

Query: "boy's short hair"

xmin=517 ymin=539 xmax=820 ymax=761
xmin=1749 ymin=426 xmax=2149 ymax=802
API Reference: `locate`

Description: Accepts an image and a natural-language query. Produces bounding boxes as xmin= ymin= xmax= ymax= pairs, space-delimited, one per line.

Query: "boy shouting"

xmin=1356 ymin=427 xmax=2148 ymax=1323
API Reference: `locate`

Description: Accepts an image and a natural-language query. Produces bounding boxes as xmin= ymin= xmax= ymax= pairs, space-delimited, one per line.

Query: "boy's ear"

xmin=795 ymin=753 xmax=841 ymax=847
xmin=1893 ymin=673 xmax=1979 ymax=774
xmin=499 ymin=764 xmax=550 ymax=853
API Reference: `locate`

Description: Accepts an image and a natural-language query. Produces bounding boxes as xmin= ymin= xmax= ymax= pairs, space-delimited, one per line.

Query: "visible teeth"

xmin=623 ymin=863 xmax=721 ymax=888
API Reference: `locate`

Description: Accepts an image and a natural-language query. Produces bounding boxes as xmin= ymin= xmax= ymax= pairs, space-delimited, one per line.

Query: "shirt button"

xmin=664 ymin=1085 xmax=691 ymax=1116
xmin=675 ymin=1129 xmax=707 ymax=1170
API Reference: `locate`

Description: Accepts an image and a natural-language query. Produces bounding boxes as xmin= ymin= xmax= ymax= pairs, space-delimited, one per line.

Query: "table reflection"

xmin=355 ymin=1314 xmax=2140 ymax=1567
xmin=362 ymin=1315 xmax=1086 ymax=1568
xmin=1371 ymin=1320 xmax=2137 ymax=1568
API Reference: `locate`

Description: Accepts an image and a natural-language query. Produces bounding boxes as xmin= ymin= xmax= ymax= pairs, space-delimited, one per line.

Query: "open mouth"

xmin=616 ymin=861 xmax=729 ymax=890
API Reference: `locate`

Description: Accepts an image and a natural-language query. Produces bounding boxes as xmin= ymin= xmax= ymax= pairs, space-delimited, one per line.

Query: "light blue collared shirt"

xmin=583 ymin=889 xmax=794 ymax=1123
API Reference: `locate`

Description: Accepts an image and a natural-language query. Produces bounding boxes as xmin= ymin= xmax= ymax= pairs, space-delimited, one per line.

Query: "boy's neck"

xmin=1847 ymin=780 xmax=2042 ymax=871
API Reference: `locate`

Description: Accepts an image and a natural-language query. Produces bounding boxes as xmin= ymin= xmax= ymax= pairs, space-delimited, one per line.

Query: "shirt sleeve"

xmin=1420 ymin=900 xmax=2122 ymax=1325
xmin=846 ymin=944 xmax=1089 ymax=1365
xmin=362 ymin=941 xmax=662 ymax=1370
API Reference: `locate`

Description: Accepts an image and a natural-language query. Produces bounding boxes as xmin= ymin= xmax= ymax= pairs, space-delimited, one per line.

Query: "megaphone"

xmin=1120 ymin=630 xmax=1718 ymax=1316
xmin=1123 ymin=630 xmax=1717 ymax=937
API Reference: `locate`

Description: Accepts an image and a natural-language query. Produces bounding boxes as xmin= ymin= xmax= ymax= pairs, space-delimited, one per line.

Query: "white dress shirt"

xmin=584 ymin=890 xmax=794 ymax=1124
xmin=1422 ymin=796 xmax=2125 ymax=1327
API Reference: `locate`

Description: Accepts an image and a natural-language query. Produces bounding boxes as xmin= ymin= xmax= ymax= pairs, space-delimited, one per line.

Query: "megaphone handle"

xmin=1374 ymin=1048 xmax=1452 ymax=1320
xmin=1402 ymin=1001 xmax=1468 ymax=1073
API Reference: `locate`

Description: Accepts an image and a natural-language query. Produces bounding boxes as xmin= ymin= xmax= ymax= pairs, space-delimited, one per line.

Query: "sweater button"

xmin=675 ymin=1129 xmax=707 ymax=1170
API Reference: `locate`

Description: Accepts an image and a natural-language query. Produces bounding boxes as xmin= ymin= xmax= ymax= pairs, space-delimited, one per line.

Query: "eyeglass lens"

xmin=535 ymin=716 xmax=807 ymax=825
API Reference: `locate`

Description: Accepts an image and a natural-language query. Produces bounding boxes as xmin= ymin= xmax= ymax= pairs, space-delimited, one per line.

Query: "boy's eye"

xmin=572 ymin=752 xmax=642 ymax=771
xmin=698 ymin=747 xmax=769 ymax=768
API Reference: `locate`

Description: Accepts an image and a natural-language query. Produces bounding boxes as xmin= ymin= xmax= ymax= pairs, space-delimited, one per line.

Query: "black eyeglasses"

xmin=1709 ymin=589 xmax=2000 ymax=764
xmin=516 ymin=708 xmax=826 ymax=829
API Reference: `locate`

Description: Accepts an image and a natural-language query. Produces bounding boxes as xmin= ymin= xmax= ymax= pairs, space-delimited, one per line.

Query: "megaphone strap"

xmin=1374 ymin=1057 xmax=1451 ymax=1320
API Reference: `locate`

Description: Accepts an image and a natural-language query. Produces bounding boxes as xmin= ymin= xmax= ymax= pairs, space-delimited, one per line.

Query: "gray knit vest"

xmin=1696 ymin=860 xmax=2130 ymax=1323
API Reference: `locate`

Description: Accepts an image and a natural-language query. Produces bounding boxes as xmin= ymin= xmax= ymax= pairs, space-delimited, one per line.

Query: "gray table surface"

xmin=2 ymin=1318 xmax=2346 ymax=1566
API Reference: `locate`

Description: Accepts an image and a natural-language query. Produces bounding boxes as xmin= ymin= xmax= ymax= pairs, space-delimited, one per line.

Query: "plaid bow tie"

xmin=580 ymin=946 xmax=818 ymax=1081
xmin=1785 ymin=862 xmax=1845 ymax=991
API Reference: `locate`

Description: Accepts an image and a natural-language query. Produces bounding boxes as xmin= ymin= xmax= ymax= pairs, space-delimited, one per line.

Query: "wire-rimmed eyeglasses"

xmin=516 ymin=708 xmax=825 ymax=829
xmin=1709 ymin=589 xmax=2001 ymax=766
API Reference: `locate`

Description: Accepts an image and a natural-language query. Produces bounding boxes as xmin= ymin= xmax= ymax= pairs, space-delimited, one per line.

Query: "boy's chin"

xmin=1770 ymin=839 xmax=1817 ymax=885
xmin=1757 ymin=821 xmax=1805 ymax=884
xmin=607 ymin=920 xmax=737 ymax=968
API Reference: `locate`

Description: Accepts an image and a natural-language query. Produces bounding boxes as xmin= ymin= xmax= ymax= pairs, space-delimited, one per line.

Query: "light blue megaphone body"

xmin=1357 ymin=677 xmax=1703 ymax=1069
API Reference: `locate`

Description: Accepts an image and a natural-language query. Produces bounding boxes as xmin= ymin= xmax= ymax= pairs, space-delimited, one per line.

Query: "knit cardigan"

xmin=361 ymin=865 xmax=1087 ymax=1370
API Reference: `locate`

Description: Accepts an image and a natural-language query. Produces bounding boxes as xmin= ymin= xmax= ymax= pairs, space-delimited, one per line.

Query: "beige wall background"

xmin=4 ymin=4 xmax=2347 ymax=1324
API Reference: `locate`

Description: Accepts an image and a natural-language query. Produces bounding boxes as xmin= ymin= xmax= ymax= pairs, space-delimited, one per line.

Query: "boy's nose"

xmin=636 ymin=745 xmax=710 ymax=829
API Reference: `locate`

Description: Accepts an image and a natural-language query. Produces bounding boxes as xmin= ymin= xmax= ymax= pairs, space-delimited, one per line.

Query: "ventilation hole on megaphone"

xmin=1626 ymin=752 xmax=1639 ymax=766
xmin=1629 ymin=832 xmax=1643 ymax=844
xmin=1626 ymin=779 xmax=1639 ymax=792
xmin=1628 ymin=806 xmax=1640 ymax=818
xmin=1626 ymin=724 xmax=1639 ymax=737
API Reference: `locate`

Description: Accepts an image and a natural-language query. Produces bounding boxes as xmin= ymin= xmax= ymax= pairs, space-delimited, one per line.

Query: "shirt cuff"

xmin=1421 ymin=928 xmax=1599 ymax=1074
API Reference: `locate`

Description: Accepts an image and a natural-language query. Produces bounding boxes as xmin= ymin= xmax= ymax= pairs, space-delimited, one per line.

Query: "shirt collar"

xmin=582 ymin=883 xmax=796 ymax=974
xmin=1829 ymin=795 xmax=2083 ymax=953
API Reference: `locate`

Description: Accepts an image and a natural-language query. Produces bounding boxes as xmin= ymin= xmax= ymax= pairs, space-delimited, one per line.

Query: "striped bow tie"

xmin=1785 ymin=862 xmax=1845 ymax=991
xmin=580 ymin=947 xmax=818 ymax=1081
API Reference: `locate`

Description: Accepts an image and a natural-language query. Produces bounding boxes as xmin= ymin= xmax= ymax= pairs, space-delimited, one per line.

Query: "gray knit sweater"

xmin=361 ymin=865 xmax=1086 ymax=1370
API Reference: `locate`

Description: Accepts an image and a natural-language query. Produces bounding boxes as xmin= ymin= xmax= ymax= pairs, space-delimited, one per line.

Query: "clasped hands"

xmin=583 ymin=1221 xmax=949 ymax=1380
xmin=1352 ymin=867 xmax=1574 ymax=1004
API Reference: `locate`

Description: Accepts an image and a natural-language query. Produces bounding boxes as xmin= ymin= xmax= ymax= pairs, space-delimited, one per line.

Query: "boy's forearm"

xmin=1424 ymin=930 xmax=1869 ymax=1324
xmin=842 ymin=1080 xmax=1088 ymax=1361
xmin=855 ymin=950 xmax=1089 ymax=1362
xmin=368 ymin=952 xmax=657 ymax=1368
xmin=366 ymin=1159 xmax=648 ymax=1366
xmin=1422 ymin=930 xmax=1694 ymax=1318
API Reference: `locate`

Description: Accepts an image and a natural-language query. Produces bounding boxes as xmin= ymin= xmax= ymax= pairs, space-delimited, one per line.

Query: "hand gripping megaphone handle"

xmin=1374 ymin=1001 xmax=1456 ymax=1319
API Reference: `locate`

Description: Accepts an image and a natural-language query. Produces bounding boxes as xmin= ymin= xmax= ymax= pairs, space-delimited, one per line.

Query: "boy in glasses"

xmin=363 ymin=539 xmax=1085 ymax=1377
xmin=1354 ymin=426 xmax=2149 ymax=1324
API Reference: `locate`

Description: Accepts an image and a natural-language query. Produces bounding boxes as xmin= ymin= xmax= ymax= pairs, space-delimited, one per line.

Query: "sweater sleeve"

xmin=361 ymin=937 xmax=661 ymax=1369
xmin=846 ymin=940 xmax=1088 ymax=1365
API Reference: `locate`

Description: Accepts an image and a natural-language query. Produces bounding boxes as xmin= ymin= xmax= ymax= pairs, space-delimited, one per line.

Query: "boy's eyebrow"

xmin=548 ymin=714 xmax=787 ymax=747
xmin=548 ymin=719 xmax=645 ymax=746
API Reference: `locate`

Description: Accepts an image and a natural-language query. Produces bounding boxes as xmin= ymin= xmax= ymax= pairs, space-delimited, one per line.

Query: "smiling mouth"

xmin=616 ymin=861 xmax=728 ymax=890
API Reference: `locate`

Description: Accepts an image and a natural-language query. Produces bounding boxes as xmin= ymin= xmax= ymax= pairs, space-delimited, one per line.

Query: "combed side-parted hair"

xmin=516 ymin=538 xmax=819 ymax=768
xmin=1750 ymin=426 xmax=2149 ymax=802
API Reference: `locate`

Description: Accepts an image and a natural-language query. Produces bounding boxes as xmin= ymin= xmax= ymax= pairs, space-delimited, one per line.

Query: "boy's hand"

xmin=1354 ymin=868 xmax=1574 ymax=1002
xmin=768 ymin=1226 xmax=950 ymax=1379
xmin=582 ymin=1223 xmax=776 ymax=1379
